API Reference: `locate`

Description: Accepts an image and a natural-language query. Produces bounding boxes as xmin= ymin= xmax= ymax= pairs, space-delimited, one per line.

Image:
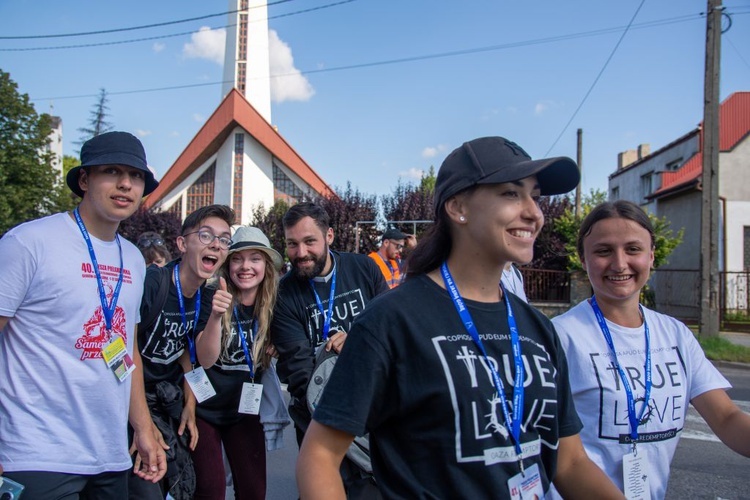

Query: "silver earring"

xmin=459 ymin=216 xmax=466 ymax=222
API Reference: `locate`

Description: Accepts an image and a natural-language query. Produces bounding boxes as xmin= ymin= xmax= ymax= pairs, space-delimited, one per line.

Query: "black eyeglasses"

xmin=183 ymin=230 xmax=233 ymax=249
xmin=137 ymin=237 xmax=165 ymax=248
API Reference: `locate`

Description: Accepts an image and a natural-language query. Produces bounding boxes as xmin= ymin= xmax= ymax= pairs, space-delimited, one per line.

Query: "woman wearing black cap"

xmin=296 ymin=137 xmax=624 ymax=498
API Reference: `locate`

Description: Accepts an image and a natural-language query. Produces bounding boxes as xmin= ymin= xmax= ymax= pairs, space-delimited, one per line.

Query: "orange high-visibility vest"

xmin=368 ymin=251 xmax=401 ymax=289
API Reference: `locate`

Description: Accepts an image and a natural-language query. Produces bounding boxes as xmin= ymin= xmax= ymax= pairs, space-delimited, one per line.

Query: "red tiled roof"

xmin=652 ymin=92 xmax=750 ymax=196
xmin=144 ymin=89 xmax=334 ymax=208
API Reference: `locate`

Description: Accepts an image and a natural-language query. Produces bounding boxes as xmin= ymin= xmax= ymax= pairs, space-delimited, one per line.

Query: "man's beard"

xmin=292 ymin=247 xmax=328 ymax=280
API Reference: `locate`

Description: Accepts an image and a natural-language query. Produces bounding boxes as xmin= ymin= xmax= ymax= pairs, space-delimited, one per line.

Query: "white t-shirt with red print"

xmin=0 ymin=212 xmax=145 ymax=474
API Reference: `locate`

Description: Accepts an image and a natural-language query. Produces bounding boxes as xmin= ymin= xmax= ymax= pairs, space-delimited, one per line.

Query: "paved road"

xmin=260 ymin=363 xmax=750 ymax=500
xmin=665 ymin=363 xmax=750 ymax=499
xmin=266 ymin=417 xmax=299 ymax=500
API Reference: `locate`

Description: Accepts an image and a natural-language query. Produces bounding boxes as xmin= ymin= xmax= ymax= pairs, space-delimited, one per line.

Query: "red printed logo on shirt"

xmin=74 ymin=283 xmax=128 ymax=360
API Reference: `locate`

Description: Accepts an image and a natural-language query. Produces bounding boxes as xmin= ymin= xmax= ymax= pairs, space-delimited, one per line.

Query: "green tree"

xmin=380 ymin=168 xmax=436 ymax=242
xmin=118 ymin=207 xmax=183 ymax=258
xmin=319 ymin=183 xmax=378 ymax=253
xmin=0 ymin=69 xmax=75 ymax=235
xmin=530 ymin=195 xmax=574 ymax=270
xmin=76 ymin=88 xmax=113 ymax=148
xmin=419 ymin=165 xmax=436 ymax=194
xmin=250 ymin=199 xmax=290 ymax=259
xmin=63 ymin=154 xmax=80 ymax=177
xmin=249 ymin=186 xmax=377 ymax=256
xmin=553 ymin=189 xmax=683 ymax=270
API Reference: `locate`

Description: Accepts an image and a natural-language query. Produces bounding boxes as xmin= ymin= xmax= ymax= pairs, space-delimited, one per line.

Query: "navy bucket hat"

xmin=66 ymin=131 xmax=159 ymax=197
xmin=433 ymin=136 xmax=580 ymax=215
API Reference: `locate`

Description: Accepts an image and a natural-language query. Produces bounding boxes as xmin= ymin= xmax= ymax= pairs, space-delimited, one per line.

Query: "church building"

xmin=144 ymin=0 xmax=333 ymax=223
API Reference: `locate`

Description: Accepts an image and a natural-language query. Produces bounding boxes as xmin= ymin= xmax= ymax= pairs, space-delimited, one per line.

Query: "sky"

xmin=1 ymin=0 xmax=749 ymax=199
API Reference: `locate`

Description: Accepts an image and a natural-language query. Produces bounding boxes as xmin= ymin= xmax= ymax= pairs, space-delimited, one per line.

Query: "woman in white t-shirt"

xmin=552 ymin=200 xmax=750 ymax=499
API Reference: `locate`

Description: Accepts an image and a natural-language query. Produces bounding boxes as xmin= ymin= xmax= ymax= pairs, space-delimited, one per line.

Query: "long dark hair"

xmin=577 ymin=200 xmax=655 ymax=260
xmin=407 ymin=186 xmax=476 ymax=276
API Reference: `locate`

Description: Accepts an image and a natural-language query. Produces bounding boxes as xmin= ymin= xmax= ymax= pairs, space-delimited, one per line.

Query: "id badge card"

xmin=101 ymin=335 xmax=135 ymax=382
xmin=238 ymin=382 xmax=263 ymax=415
xmin=623 ymin=449 xmax=651 ymax=500
xmin=0 ymin=475 xmax=26 ymax=498
xmin=507 ymin=463 xmax=544 ymax=500
xmin=185 ymin=366 xmax=217 ymax=403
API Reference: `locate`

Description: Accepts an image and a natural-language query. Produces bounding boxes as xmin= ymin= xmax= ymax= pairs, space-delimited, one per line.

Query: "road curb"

xmin=711 ymin=359 xmax=750 ymax=371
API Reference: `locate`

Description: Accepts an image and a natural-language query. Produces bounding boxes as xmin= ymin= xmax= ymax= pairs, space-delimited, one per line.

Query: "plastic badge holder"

xmin=0 ymin=476 xmax=25 ymax=499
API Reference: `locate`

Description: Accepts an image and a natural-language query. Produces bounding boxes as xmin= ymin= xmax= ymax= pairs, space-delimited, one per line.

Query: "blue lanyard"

xmin=590 ymin=296 xmax=652 ymax=443
xmin=309 ymin=252 xmax=337 ymax=342
xmin=73 ymin=207 xmax=124 ymax=332
xmin=233 ymin=306 xmax=258 ymax=380
xmin=174 ymin=264 xmax=201 ymax=365
xmin=440 ymin=262 xmax=525 ymax=467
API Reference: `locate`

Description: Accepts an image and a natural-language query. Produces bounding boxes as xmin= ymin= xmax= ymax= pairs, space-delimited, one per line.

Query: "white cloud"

xmin=152 ymin=42 xmax=165 ymax=53
xmin=399 ymin=168 xmax=424 ymax=180
xmin=534 ymin=100 xmax=559 ymax=116
xmin=269 ymin=29 xmax=314 ymax=103
xmin=183 ymin=27 xmax=226 ymax=65
xmin=169 ymin=131 xmax=180 ymax=137
xmin=135 ymin=129 xmax=152 ymax=137
xmin=421 ymin=144 xmax=448 ymax=159
xmin=193 ymin=114 xmax=204 ymax=122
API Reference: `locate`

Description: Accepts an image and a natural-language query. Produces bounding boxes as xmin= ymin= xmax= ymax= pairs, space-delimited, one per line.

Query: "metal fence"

xmin=515 ymin=268 xmax=748 ymax=325
xmin=520 ymin=269 xmax=570 ymax=303
xmin=721 ymin=271 xmax=750 ymax=320
xmin=648 ymin=269 xmax=700 ymax=323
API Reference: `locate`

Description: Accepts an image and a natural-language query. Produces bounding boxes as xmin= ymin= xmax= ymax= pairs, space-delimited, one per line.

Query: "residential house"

xmin=609 ymin=91 xmax=750 ymax=320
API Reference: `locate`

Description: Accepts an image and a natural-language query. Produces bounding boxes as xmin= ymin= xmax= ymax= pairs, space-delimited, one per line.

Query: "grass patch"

xmin=696 ymin=335 xmax=750 ymax=363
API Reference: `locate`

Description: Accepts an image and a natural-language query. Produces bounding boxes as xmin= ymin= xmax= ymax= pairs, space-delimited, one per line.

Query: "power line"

xmin=0 ymin=0 xmax=296 ymax=40
xmin=37 ymin=81 xmax=234 ymax=101
xmin=34 ymin=9 xmax=724 ymax=103
xmin=544 ymin=0 xmax=647 ymax=156
xmin=0 ymin=0 xmax=359 ymax=52
xmin=32 ymin=9 xmax=705 ymax=102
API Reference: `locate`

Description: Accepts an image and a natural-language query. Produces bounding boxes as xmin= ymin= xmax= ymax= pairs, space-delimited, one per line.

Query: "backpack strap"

xmin=138 ymin=264 xmax=172 ymax=337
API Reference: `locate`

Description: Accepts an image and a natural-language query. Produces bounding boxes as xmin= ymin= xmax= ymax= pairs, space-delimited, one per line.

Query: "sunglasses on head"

xmin=138 ymin=236 xmax=165 ymax=248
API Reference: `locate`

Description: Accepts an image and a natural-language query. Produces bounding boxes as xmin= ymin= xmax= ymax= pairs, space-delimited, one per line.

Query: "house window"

xmin=611 ymin=186 xmax=620 ymax=200
xmin=640 ymin=172 xmax=654 ymax=201
xmin=666 ymin=158 xmax=683 ymax=171
xmin=186 ymin=162 xmax=216 ymax=214
xmin=273 ymin=162 xmax=304 ymax=204
xmin=745 ymin=226 xmax=750 ymax=270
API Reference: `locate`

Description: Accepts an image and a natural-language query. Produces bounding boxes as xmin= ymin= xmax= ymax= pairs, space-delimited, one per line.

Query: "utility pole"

xmin=575 ymin=129 xmax=582 ymax=218
xmin=699 ymin=0 xmax=722 ymax=338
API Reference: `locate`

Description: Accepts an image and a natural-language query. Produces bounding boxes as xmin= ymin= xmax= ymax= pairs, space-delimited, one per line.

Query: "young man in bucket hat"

xmin=0 ymin=131 xmax=166 ymax=498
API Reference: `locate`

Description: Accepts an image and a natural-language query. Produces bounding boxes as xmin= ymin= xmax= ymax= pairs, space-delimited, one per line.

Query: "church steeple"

xmin=222 ymin=0 xmax=272 ymax=123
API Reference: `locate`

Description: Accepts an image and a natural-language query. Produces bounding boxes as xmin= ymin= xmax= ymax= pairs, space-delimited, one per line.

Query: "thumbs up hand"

xmin=211 ymin=277 xmax=233 ymax=317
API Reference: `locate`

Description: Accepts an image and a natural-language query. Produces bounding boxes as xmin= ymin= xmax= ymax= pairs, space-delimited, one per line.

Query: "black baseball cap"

xmin=66 ymin=131 xmax=159 ymax=197
xmin=382 ymin=228 xmax=407 ymax=241
xmin=433 ymin=136 xmax=580 ymax=214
